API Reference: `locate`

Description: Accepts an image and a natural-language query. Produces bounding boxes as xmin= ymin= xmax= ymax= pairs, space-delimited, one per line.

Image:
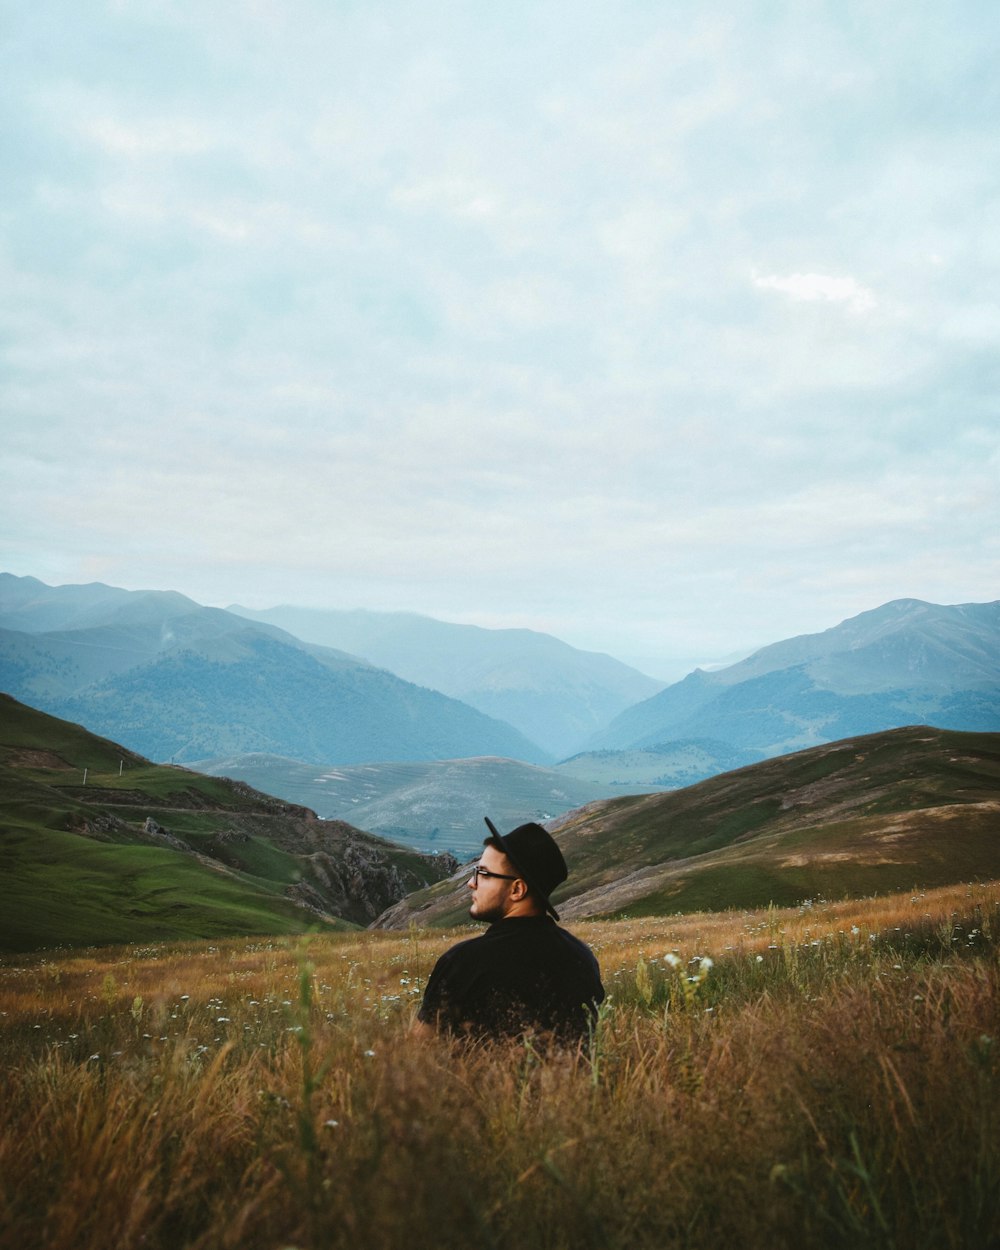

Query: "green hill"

xmin=0 ymin=694 xmax=455 ymax=951
xmin=553 ymin=739 xmax=760 ymax=788
xmin=375 ymin=725 xmax=1000 ymax=927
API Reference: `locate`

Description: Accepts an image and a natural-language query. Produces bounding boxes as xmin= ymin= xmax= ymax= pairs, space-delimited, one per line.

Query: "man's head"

xmin=467 ymin=819 xmax=568 ymax=922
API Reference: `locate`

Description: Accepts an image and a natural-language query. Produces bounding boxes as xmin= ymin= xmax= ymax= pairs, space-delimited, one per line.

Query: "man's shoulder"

xmin=431 ymin=930 xmax=492 ymax=970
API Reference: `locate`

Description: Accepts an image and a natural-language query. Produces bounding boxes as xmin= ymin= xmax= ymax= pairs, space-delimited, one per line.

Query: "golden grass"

xmin=2 ymin=881 xmax=998 ymax=1249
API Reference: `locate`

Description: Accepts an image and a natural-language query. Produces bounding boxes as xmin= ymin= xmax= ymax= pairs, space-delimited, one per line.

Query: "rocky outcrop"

xmin=288 ymin=838 xmax=456 ymax=926
xmin=141 ymin=817 xmax=191 ymax=852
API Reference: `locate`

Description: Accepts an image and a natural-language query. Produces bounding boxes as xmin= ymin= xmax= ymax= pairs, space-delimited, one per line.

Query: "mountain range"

xmin=2 ymin=574 xmax=998 ymax=831
xmin=591 ymin=598 xmax=1000 ymax=758
xmin=228 ymin=603 xmax=663 ymax=758
xmin=0 ymin=574 xmax=546 ymax=766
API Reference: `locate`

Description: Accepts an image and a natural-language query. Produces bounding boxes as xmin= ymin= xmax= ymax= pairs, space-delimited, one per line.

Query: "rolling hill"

xmin=374 ymin=725 xmax=1000 ymax=927
xmin=190 ymin=753 xmax=625 ymax=858
xmin=228 ymin=603 xmax=663 ymax=758
xmin=0 ymin=574 xmax=547 ymax=765
xmin=590 ymin=598 xmax=1000 ymax=759
xmin=553 ymin=739 xmax=759 ymax=789
xmin=0 ymin=694 xmax=457 ymax=951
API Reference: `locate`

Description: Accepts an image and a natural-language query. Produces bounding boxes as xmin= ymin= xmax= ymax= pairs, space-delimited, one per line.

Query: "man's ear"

xmin=510 ymin=877 xmax=529 ymax=902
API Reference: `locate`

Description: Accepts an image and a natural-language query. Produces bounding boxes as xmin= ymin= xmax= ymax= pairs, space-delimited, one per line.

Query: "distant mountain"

xmin=0 ymin=694 xmax=458 ymax=951
xmin=0 ymin=573 xmax=198 ymax=634
xmin=190 ymin=753 xmax=624 ymax=858
xmin=228 ymin=604 xmax=663 ymax=758
xmin=375 ymin=725 xmax=1000 ymax=927
xmin=589 ymin=599 xmax=1000 ymax=758
xmin=0 ymin=574 xmax=549 ymax=766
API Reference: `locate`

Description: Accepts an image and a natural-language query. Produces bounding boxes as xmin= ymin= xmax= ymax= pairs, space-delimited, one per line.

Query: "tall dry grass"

xmin=1 ymin=881 xmax=998 ymax=1250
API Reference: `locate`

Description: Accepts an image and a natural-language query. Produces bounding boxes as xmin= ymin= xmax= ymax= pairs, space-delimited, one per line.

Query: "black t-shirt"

xmin=417 ymin=915 xmax=605 ymax=1043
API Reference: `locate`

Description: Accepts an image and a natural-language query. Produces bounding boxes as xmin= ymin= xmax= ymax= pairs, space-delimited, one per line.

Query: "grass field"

xmin=2 ymin=879 xmax=998 ymax=1249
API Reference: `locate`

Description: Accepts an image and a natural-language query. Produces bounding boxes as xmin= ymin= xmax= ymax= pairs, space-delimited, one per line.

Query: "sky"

xmin=3 ymin=1 xmax=999 ymax=680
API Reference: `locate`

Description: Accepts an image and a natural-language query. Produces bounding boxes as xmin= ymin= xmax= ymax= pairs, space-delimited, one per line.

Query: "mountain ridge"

xmin=590 ymin=598 xmax=1000 ymax=758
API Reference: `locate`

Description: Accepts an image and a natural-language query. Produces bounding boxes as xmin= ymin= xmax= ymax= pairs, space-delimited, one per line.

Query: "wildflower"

xmin=663 ymin=953 xmax=682 ymax=968
xmin=756 ymin=955 xmax=764 ymax=963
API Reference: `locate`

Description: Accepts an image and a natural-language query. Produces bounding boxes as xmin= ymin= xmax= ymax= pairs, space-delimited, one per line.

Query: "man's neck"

xmin=502 ymin=900 xmax=546 ymax=920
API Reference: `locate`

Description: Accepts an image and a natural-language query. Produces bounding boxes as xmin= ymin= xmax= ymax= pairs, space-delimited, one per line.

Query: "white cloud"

xmin=80 ymin=114 xmax=214 ymax=158
xmin=751 ymin=270 xmax=877 ymax=314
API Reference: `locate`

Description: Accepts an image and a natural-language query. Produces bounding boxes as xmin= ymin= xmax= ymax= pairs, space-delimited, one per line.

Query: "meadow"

xmin=2 ymin=881 xmax=998 ymax=1250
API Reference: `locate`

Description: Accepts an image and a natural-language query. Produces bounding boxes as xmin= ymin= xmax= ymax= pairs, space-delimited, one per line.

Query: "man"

xmin=414 ymin=818 xmax=605 ymax=1044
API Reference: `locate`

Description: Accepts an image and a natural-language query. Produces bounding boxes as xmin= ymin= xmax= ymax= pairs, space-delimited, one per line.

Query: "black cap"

xmin=483 ymin=817 xmax=568 ymax=919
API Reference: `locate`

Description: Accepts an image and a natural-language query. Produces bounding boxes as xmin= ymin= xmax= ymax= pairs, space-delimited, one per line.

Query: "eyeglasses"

xmin=470 ymin=865 xmax=519 ymax=887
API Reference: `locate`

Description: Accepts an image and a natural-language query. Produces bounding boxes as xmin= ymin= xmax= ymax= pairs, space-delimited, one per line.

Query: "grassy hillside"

xmin=2 ymin=881 xmax=998 ymax=1249
xmin=377 ymin=725 xmax=1000 ymax=927
xmin=0 ymin=695 xmax=455 ymax=951
xmin=192 ymin=752 xmax=624 ymax=857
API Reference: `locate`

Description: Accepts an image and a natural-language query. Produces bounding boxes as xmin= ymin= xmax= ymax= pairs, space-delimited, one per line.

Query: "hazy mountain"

xmin=228 ymin=603 xmax=663 ymax=758
xmin=375 ymin=725 xmax=1000 ymax=927
xmin=0 ymin=694 xmax=458 ymax=951
xmin=0 ymin=573 xmax=198 ymax=634
xmin=589 ymin=599 xmax=1000 ymax=758
xmin=190 ymin=753 xmax=624 ymax=858
xmin=0 ymin=575 xmax=548 ymax=766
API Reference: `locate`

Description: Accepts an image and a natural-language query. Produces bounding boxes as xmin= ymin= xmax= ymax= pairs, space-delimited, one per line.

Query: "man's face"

xmin=467 ymin=844 xmax=520 ymax=923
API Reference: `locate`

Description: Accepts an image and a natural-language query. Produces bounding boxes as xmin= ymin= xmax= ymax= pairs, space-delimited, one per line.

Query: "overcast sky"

xmin=3 ymin=1 xmax=998 ymax=678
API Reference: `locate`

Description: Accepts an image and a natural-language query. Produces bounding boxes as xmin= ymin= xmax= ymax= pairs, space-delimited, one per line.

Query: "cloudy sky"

xmin=3 ymin=1 xmax=998 ymax=678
